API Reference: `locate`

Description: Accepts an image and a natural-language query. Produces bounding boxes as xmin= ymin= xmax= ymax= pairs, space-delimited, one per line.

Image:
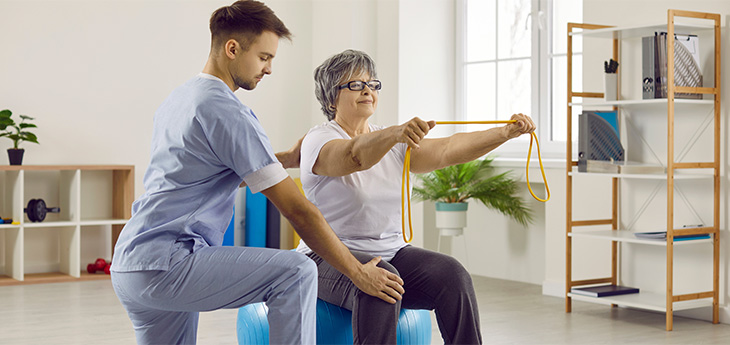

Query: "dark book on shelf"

xmin=634 ymin=230 xmax=710 ymax=241
xmin=571 ymin=284 xmax=639 ymax=297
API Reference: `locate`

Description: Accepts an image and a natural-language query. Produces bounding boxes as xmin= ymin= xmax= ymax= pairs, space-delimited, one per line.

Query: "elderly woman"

xmin=295 ymin=49 xmax=535 ymax=345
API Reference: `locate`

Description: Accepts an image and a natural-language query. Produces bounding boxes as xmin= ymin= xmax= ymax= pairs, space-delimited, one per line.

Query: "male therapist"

xmin=110 ymin=1 xmax=404 ymax=344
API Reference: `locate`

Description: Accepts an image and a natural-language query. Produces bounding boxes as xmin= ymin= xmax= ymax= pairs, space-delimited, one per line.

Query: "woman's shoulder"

xmin=307 ymin=120 xmax=347 ymax=138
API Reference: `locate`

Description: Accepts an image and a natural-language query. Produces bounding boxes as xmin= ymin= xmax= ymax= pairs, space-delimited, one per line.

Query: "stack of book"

xmin=571 ymin=284 xmax=639 ymax=297
xmin=634 ymin=231 xmax=710 ymax=241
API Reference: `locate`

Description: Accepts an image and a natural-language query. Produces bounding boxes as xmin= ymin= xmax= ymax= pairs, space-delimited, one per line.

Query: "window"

xmin=457 ymin=0 xmax=583 ymax=156
xmin=549 ymin=0 xmax=583 ymax=144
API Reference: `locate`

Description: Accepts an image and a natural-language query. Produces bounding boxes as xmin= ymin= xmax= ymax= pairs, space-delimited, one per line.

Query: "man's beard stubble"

xmin=234 ymin=76 xmax=258 ymax=91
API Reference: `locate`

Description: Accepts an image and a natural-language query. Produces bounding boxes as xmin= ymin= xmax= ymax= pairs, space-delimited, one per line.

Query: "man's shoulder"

xmin=188 ymin=76 xmax=238 ymax=103
xmin=179 ymin=77 xmax=253 ymax=119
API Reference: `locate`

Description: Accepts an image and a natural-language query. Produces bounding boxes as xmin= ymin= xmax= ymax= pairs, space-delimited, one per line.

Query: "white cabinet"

xmin=0 ymin=165 xmax=134 ymax=285
xmin=564 ymin=10 xmax=721 ymax=331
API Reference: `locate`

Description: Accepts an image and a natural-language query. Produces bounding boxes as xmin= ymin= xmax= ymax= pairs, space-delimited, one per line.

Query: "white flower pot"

xmin=435 ymin=202 xmax=468 ymax=237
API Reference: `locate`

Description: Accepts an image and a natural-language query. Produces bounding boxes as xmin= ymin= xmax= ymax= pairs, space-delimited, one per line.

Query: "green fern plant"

xmin=412 ymin=157 xmax=533 ymax=226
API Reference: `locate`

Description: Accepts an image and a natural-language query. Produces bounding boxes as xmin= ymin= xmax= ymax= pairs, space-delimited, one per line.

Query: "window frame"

xmin=455 ymin=0 xmax=579 ymax=159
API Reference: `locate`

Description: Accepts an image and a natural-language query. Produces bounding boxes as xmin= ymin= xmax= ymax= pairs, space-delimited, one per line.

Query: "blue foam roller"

xmin=244 ymin=187 xmax=267 ymax=247
xmin=222 ymin=208 xmax=235 ymax=246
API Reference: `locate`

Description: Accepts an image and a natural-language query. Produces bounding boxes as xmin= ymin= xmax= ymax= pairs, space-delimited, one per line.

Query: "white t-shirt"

xmin=296 ymin=120 xmax=409 ymax=261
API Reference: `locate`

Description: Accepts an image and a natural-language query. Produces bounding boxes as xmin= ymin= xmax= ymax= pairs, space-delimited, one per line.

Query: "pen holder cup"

xmin=604 ymin=73 xmax=617 ymax=101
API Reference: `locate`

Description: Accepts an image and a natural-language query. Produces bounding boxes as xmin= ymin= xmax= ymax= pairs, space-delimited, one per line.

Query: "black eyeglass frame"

xmin=337 ymin=80 xmax=382 ymax=91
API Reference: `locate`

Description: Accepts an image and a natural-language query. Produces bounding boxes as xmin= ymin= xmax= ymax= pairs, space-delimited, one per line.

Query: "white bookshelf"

xmin=569 ymin=230 xmax=713 ymax=246
xmin=569 ymin=22 xmax=714 ymax=39
xmin=568 ymin=170 xmax=713 ymax=180
xmin=568 ymin=291 xmax=713 ymax=312
xmin=0 ymin=165 xmax=134 ymax=285
xmin=565 ymin=10 xmax=721 ymax=331
xmin=570 ymin=98 xmax=715 ymax=108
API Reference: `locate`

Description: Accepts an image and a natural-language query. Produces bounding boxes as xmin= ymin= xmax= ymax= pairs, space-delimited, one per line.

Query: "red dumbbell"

xmin=87 ymin=258 xmax=111 ymax=274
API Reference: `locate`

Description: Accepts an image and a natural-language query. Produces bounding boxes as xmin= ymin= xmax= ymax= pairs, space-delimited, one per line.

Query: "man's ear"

xmin=224 ymin=39 xmax=238 ymax=60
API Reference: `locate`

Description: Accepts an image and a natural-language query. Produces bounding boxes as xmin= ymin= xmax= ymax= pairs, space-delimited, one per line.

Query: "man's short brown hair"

xmin=209 ymin=0 xmax=292 ymax=51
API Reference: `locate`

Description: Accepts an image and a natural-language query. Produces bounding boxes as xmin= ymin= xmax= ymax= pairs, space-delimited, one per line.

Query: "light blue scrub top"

xmin=112 ymin=74 xmax=288 ymax=272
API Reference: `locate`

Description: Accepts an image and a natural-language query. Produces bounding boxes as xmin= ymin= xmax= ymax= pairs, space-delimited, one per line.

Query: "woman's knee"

xmin=350 ymin=250 xmax=400 ymax=277
xmin=433 ymin=255 xmax=473 ymax=289
xmin=377 ymin=260 xmax=400 ymax=277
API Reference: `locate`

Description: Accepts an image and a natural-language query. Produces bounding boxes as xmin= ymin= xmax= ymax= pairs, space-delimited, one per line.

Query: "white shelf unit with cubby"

xmin=0 ymin=165 xmax=134 ymax=286
xmin=565 ymin=10 xmax=721 ymax=331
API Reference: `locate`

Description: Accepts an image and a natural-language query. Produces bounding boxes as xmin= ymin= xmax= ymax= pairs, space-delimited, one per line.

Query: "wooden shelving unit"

xmin=565 ymin=10 xmax=721 ymax=331
xmin=0 ymin=165 xmax=134 ymax=286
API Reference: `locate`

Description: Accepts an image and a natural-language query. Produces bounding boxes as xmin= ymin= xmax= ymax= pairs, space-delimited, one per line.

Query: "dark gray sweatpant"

xmin=307 ymin=245 xmax=482 ymax=345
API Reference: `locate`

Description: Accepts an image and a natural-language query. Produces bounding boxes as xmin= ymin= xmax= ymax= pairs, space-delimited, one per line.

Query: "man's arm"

xmin=261 ymin=177 xmax=405 ymax=304
xmin=241 ymin=136 xmax=305 ymax=188
xmin=276 ymin=135 xmax=305 ymax=169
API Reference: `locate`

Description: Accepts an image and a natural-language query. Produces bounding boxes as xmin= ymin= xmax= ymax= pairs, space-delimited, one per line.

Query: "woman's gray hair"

xmin=314 ymin=49 xmax=378 ymax=121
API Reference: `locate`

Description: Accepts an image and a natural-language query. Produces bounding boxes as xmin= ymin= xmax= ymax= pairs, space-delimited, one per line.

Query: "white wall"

xmin=0 ymin=0 xmax=423 ymax=186
xmin=0 ymin=0 xmax=429 ymax=260
xmin=0 ymin=0 xmax=305 ymax=193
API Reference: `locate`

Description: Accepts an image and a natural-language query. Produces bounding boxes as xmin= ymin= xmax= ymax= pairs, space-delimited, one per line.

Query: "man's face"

xmin=231 ymin=31 xmax=279 ymax=91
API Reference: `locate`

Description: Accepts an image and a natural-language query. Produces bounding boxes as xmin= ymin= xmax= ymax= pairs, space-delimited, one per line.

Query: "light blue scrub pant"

xmin=111 ymin=243 xmax=317 ymax=345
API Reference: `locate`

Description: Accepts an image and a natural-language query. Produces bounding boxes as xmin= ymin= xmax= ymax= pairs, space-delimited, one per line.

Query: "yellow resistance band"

xmin=401 ymin=120 xmax=550 ymax=243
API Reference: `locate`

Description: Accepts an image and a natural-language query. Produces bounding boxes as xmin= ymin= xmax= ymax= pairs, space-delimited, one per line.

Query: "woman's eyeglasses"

xmin=338 ymin=80 xmax=382 ymax=91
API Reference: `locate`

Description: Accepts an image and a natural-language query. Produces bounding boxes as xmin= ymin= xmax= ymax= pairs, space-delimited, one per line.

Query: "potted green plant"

xmin=412 ymin=156 xmax=533 ymax=236
xmin=0 ymin=109 xmax=39 ymax=165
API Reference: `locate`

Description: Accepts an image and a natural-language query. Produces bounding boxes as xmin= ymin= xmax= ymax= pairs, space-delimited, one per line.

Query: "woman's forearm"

xmin=314 ymin=118 xmax=433 ymax=176
xmin=347 ymin=127 xmax=400 ymax=170
xmin=313 ymin=128 xmax=398 ymax=176
xmin=440 ymin=127 xmax=509 ymax=166
xmin=411 ymin=114 xmax=535 ymax=173
xmin=411 ymin=127 xmax=509 ymax=173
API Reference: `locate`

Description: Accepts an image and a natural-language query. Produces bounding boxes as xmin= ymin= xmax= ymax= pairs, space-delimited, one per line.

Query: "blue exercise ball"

xmin=237 ymin=300 xmax=432 ymax=345
xmin=237 ymin=302 xmax=269 ymax=345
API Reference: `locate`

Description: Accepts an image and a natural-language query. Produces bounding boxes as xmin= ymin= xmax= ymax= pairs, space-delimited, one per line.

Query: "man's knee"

xmin=288 ymin=251 xmax=318 ymax=282
xmin=300 ymin=255 xmax=317 ymax=279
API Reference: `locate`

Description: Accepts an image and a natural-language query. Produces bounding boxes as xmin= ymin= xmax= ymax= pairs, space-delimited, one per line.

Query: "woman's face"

xmin=334 ymin=72 xmax=379 ymax=120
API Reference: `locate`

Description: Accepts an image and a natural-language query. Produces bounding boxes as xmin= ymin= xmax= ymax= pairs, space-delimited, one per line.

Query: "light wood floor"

xmin=0 ymin=275 xmax=728 ymax=344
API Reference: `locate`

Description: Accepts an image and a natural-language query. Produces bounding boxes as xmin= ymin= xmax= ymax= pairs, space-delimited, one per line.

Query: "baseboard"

xmin=542 ymin=279 xmax=565 ymax=298
xmin=675 ymin=305 xmax=730 ymax=325
xmin=24 ymin=263 xmax=60 ymax=275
